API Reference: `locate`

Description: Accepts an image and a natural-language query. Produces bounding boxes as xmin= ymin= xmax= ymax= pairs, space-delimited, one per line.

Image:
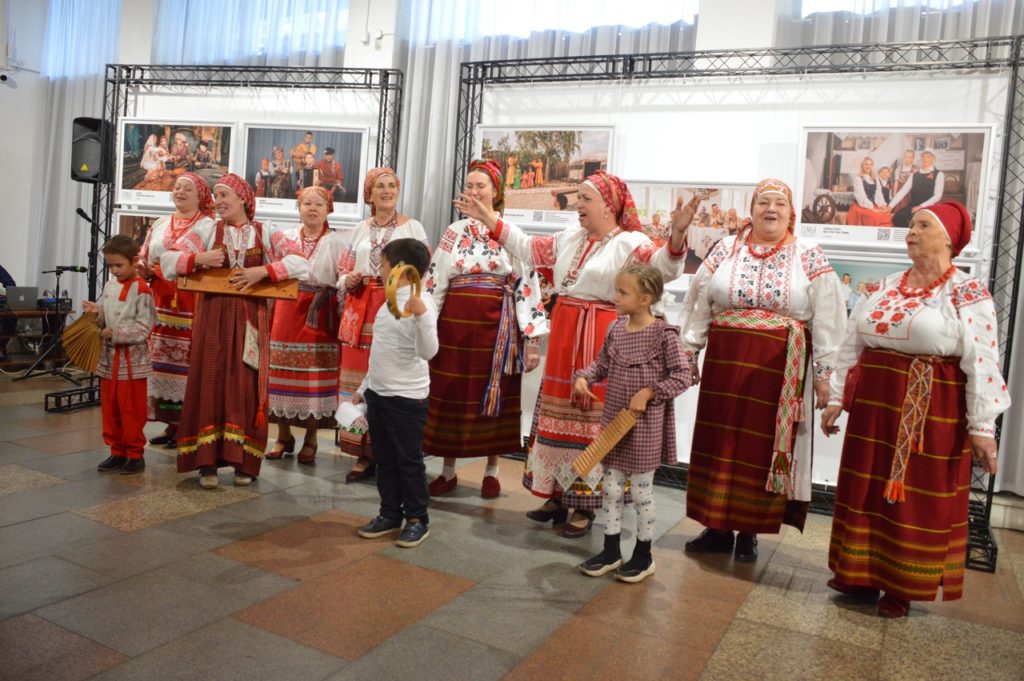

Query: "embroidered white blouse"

xmin=160 ymin=220 xmax=309 ymax=283
xmin=140 ymin=214 xmax=216 ymax=271
xmin=424 ymin=218 xmax=549 ymax=339
xmin=335 ymin=218 xmax=429 ymax=285
xmin=828 ymin=270 xmax=1009 ymax=436
xmin=274 ymin=226 xmax=349 ymax=288
xmin=679 ymin=235 xmax=847 ymax=373
xmin=492 ymin=221 xmax=686 ymax=302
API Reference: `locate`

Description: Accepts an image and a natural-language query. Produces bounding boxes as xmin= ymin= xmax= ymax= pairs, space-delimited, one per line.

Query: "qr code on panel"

xmin=877 ymin=228 xmax=891 ymax=241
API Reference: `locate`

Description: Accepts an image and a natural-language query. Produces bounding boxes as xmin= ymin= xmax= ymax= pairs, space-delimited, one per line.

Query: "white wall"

xmin=0 ymin=0 xmax=47 ymax=286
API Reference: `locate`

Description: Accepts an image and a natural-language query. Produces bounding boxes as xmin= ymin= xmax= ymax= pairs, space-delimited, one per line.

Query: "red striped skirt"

xmin=337 ymin=278 xmax=384 ymax=459
xmin=829 ymin=348 xmax=970 ymax=602
xmin=147 ymin=268 xmax=195 ymax=425
xmin=686 ymin=321 xmax=808 ymax=534
xmin=176 ymin=293 xmax=269 ymax=477
xmin=423 ymin=273 xmax=524 ymax=459
xmin=847 ymin=203 xmax=893 ymax=227
xmin=268 ymin=285 xmax=340 ymax=429
xmin=524 ymin=296 xmax=619 ymax=511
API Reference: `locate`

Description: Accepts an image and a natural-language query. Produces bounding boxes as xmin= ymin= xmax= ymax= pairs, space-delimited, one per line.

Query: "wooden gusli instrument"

xmin=177 ymin=267 xmax=298 ymax=300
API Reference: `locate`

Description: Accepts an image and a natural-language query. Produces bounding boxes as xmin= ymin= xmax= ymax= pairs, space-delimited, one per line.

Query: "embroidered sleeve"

xmin=678 ymin=258 xmax=715 ymax=354
xmin=493 ymin=217 xmax=557 ymax=267
xmin=800 ymin=245 xmax=835 ymax=281
xmin=701 ymin=239 xmax=729 ymax=275
xmin=424 ymin=231 xmax=454 ymax=310
xmin=648 ymin=240 xmax=686 ymax=285
xmin=512 ymin=261 xmax=549 ymax=339
xmin=161 ymin=222 xmax=213 ymax=279
xmin=829 ymin=283 xmax=880 ymax=404
xmin=953 ymin=280 xmax=1009 ymax=434
xmin=437 ymin=225 xmax=458 ymax=254
xmin=265 ymin=222 xmax=309 ymax=282
xmin=808 ymin=264 xmax=847 ymax=378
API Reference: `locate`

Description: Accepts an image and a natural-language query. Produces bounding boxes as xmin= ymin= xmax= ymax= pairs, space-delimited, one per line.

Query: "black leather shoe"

xmin=684 ymin=528 xmax=735 ymax=553
xmin=164 ymin=439 xmax=177 ymax=449
xmin=120 ymin=458 xmax=146 ymax=475
xmin=149 ymin=434 xmax=171 ymax=445
xmin=346 ymin=461 xmax=376 ymax=483
xmin=97 ymin=455 xmax=127 ymax=472
xmin=734 ymin=532 xmax=758 ymax=563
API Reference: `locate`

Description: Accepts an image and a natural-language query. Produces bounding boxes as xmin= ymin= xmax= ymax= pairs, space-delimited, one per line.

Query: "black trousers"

xmin=365 ymin=389 xmax=430 ymax=524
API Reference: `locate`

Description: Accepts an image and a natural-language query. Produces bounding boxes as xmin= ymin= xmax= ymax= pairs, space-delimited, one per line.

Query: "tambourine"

xmin=384 ymin=262 xmax=422 ymax=319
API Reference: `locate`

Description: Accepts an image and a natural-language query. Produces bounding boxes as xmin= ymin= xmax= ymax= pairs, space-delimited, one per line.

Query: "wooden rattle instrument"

xmin=571 ymin=409 xmax=637 ymax=477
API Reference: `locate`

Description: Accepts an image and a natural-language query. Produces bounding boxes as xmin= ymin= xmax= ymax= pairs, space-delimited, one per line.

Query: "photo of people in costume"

xmin=118 ymin=120 xmax=232 ymax=206
xmin=478 ymin=126 xmax=612 ymax=230
xmin=800 ymin=127 xmax=989 ymax=253
xmin=243 ymin=125 xmax=367 ymax=219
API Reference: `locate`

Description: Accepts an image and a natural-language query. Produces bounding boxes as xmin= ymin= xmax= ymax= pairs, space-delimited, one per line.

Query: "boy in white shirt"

xmin=353 ymin=239 xmax=438 ymax=547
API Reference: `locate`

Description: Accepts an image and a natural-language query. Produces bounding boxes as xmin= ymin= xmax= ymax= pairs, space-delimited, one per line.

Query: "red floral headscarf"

xmin=214 ymin=173 xmax=256 ymax=222
xmin=582 ymin=171 xmax=641 ymax=232
xmin=468 ymin=159 xmax=505 ymax=214
xmin=177 ymin=172 xmax=215 ymax=217
xmin=363 ymin=167 xmax=400 ymax=216
xmin=748 ymin=178 xmax=796 ymax=233
xmin=918 ymin=200 xmax=972 ymax=257
xmin=297 ymin=186 xmax=334 ymax=230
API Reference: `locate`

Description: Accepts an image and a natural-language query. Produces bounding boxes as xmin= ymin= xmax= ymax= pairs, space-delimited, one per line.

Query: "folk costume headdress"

xmin=917 ymin=200 xmax=971 ymax=257
xmin=298 ymin=186 xmax=334 ymax=230
xmin=214 ymin=173 xmax=257 ymax=222
xmin=178 ymin=172 xmax=215 ymax=217
xmin=468 ymin=159 xmax=505 ymax=214
xmin=363 ymin=167 xmax=399 ymax=216
xmin=582 ymin=171 xmax=641 ymax=232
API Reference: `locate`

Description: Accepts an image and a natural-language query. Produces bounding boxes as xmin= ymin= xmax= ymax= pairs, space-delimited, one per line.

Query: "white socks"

xmin=441 ymin=462 xmax=457 ymax=480
xmin=484 ymin=464 xmax=500 ymax=479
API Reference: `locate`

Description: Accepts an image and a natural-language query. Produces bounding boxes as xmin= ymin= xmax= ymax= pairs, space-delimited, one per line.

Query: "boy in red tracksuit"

xmin=84 ymin=235 xmax=156 ymax=475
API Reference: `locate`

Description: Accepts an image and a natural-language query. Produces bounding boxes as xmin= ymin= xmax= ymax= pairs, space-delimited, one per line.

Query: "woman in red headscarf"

xmin=163 ymin=173 xmax=308 ymax=488
xmin=422 ymin=160 xmax=548 ymax=500
xmin=335 ymin=167 xmax=429 ymax=482
xmin=455 ymin=171 xmax=697 ymax=537
xmin=139 ymin=172 xmax=215 ymax=447
xmin=821 ymin=201 xmax=1008 ymax=618
xmin=264 ymin=187 xmax=349 ymax=464
xmin=679 ymin=179 xmax=846 ymax=563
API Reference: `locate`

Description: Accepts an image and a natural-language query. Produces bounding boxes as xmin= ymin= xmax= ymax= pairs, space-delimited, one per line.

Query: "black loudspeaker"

xmin=71 ymin=117 xmax=112 ymax=183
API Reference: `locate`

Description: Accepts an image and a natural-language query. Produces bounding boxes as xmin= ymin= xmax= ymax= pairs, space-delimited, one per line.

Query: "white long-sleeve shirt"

xmin=358 ymin=287 xmax=438 ymax=399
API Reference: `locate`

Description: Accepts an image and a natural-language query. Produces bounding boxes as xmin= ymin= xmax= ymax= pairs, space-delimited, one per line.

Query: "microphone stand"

xmin=15 ymin=268 xmax=80 ymax=385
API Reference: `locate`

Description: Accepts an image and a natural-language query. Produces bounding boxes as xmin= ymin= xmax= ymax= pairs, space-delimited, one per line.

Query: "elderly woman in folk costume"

xmin=679 ymin=179 xmax=846 ymax=562
xmin=264 ymin=187 xmax=349 ymax=464
xmin=162 ymin=174 xmax=308 ymax=489
xmin=138 ymin=173 xmax=215 ymax=449
xmin=423 ymin=160 xmax=548 ymax=500
xmin=336 ymin=167 xmax=430 ymax=482
xmin=822 ymin=201 xmax=1008 ymax=618
xmin=456 ymin=171 xmax=697 ymax=537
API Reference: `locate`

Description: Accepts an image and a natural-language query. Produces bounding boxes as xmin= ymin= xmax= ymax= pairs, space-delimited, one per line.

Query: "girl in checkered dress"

xmin=573 ymin=264 xmax=693 ymax=583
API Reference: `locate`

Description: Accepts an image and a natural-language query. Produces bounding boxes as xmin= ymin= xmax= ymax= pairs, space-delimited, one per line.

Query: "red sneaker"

xmin=481 ymin=475 xmax=501 ymax=499
xmin=428 ymin=475 xmax=458 ymax=496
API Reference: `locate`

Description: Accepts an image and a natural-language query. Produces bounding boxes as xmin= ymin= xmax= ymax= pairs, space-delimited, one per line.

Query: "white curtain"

xmin=151 ymin=0 xmax=350 ymax=66
xmin=395 ymin=1 xmax=699 ymax=245
xmin=34 ymin=0 xmax=121 ymax=306
xmin=777 ymin=0 xmax=1024 ymax=45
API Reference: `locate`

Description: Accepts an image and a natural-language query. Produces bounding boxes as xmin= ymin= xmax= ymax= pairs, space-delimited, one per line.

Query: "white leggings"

xmin=602 ymin=468 xmax=656 ymax=542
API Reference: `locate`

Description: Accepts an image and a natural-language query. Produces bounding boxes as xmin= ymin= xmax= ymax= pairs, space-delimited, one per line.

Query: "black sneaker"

xmin=734 ymin=532 xmax=758 ymax=563
xmin=357 ymin=515 xmax=403 ymax=538
xmin=97 ymin=455 xmax=127 ymax=472
xmin=579 ymin=533 xmax=622 ymax=577
xmin=684 ymin=528 xmax=735 ymax=553
xmin=120 ymin=458 xmax=146 ymax=475
xmin=395 ymin=519 xmax=430 ymax=548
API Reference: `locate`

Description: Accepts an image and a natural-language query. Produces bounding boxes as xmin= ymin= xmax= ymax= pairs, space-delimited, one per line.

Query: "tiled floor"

xmin=0 ymin=397 xmax=1022 ymax=680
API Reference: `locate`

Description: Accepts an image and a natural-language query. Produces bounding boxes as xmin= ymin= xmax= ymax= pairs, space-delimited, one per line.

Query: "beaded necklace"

xmin=746 ymin=229 xmax=789 ymax=260
xmin=898 ymin=265 xmax=956 ymax=298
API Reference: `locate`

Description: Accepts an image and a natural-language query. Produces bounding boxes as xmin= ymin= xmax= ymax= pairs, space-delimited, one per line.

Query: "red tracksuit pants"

xmin=101 ymin=377 xmax=148 ymax=460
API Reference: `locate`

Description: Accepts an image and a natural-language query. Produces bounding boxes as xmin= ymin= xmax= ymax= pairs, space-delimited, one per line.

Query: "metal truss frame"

xmin=91 ymin=64 xmax=403 ymax=300
xmin=462 ymin=37 xmax=1024 ymax=572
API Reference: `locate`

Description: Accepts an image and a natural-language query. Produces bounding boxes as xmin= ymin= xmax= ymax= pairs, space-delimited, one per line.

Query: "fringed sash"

xmin=712 ymin=308 xmax=807 ymax=497
xmin=450 ymin=273 xmax=524 ymax=417
xmin=560 ymin=296 xmax=618 ymax=412
xmin=300 ymin=282 xmax=339 ymax=331
xmin=881 ymin=351 xmax=950 ymax=504
xmin=338 ymin=276 xmax=382 ymax=347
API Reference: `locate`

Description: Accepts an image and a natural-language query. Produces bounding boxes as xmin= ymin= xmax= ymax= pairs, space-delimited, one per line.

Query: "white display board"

xmin=493 ymin=71 xmax=1009 ymax=486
